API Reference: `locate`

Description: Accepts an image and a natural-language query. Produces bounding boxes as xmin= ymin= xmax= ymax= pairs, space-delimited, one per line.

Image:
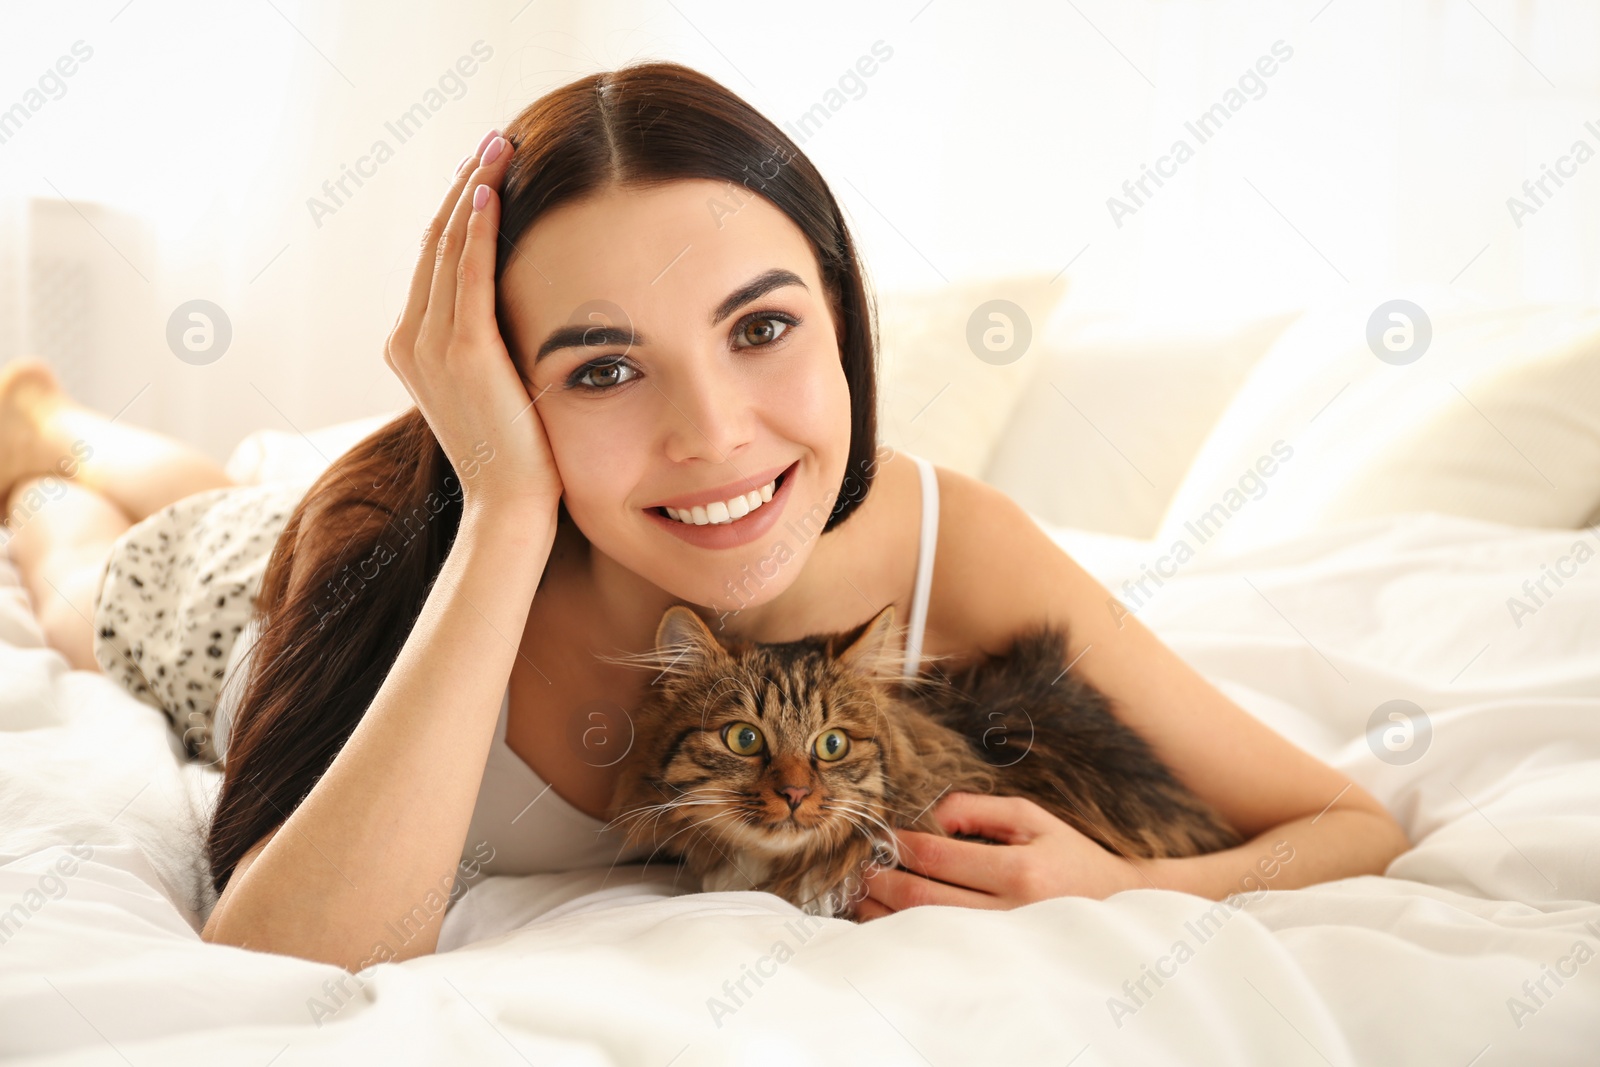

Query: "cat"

xmin=603 ymin=603 xmax=1242 ymax=919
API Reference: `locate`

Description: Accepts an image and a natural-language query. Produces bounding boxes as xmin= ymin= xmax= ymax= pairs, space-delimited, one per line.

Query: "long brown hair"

xmin=205 ymin=61 xmax=882 ymax=897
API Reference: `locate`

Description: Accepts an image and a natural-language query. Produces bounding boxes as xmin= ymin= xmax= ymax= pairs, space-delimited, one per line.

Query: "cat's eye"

xmin=722 ymin=721 xmax=765 ymax=756
xmin=813 ymin=728 xmax=850 ymax=761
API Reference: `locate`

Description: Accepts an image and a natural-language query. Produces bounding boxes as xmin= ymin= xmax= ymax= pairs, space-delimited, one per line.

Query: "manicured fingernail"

xmin=475 ymin=129 xmax=500 ymax=156
xmin=455 ymin=153 xmax=473 ymax=175
xmin=472 ymin=184 xmax=491 ymax=211
xmin=482 ymin=136 xmax=506 ymax=165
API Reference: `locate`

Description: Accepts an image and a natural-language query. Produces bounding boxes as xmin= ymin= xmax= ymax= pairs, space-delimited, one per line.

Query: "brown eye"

xmin=733 ymin=314 xmax=793 ymax=349
xmin=723 ymin=721 xmax=765 ymax=756
xmin=814 ymin=728 xmax=849 ymax=761
xmin=573 ymin=357 xmax=635 ymax=390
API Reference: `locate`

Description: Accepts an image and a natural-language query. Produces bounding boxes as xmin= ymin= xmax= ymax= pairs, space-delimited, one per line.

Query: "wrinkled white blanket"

xmin=2 ymin=512 xmax=1597 ymax=1066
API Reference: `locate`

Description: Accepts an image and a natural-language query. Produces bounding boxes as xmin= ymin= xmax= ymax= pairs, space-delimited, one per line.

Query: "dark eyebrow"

xmin=533 ymin=267 xmax=808 ymax=363
xmin=708 ymin=267 xmax=808 ymax=328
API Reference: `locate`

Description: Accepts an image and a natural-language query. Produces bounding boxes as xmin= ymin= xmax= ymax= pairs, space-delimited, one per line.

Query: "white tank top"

xmin=216 ymin=453 xmax=941 ymax=882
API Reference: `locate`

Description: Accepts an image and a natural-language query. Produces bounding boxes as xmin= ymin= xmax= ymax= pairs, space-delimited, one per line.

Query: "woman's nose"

xmin=660 ymin=353 xmax=756 ymax=461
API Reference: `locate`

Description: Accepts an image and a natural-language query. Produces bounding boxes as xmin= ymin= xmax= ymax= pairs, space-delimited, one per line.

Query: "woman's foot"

xmin=0 ymin=357 xmax=79 ymax=511
xmin=3 ymin=359 xmax=233 ymax=527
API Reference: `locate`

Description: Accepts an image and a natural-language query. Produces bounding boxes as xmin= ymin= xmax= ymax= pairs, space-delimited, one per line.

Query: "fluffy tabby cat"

xmin=604 ymin=604 xmax=1241 ymax=919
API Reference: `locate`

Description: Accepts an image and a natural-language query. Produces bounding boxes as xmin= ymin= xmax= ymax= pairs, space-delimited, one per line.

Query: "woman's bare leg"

xmin=4 ymin=475 xmax=130 ymax=672
xmin=2 ymin=355 xmax=237 ymax=672
xmin=1 ymin=356 xmax=233 ymax=524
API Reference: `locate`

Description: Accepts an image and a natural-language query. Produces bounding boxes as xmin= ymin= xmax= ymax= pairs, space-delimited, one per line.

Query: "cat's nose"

xmin=779 ymin=786 xmax=811 ymax=810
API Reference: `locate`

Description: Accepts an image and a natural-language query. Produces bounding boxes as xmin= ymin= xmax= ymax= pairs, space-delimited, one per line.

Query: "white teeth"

xmin=664 ymin=478 xmax=778 ymax=526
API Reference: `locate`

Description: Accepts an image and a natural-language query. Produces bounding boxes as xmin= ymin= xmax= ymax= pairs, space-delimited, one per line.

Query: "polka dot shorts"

xmin=91 ymin=479 xmax=310 ymax=765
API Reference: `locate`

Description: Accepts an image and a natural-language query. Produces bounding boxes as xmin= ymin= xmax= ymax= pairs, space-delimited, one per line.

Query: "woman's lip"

xmin=645 ymin=460 xmax=799 ymax=549
xmin=645 ymin=461 xmax=794 ymax=511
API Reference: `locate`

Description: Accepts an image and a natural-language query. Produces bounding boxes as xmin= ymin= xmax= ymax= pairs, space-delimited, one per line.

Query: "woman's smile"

xmin=647 ymin=457 xmax=796 ymax=521
xmin=644 ymin=458 xmax=801 ymax=549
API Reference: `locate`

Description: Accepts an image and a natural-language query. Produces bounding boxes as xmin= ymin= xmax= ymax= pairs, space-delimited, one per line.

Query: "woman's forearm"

xmin=1134 ymin=808 xmax=1412 ymax=900
xmin=203 ymin=502 xmax=554 ymax=969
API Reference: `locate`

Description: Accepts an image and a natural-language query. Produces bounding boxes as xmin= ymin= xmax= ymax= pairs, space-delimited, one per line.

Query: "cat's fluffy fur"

xmin=605 ymin=604 xmax=1241 ymax=919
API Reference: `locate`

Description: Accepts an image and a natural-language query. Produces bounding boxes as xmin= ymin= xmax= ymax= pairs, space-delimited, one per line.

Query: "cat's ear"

xmin=836 ymin=604 xmax=902 ymax=681
xmin=654 ymin=605 xmax=723 ymax=669
xmin=593 ymin=605 xmax=722 ymax=680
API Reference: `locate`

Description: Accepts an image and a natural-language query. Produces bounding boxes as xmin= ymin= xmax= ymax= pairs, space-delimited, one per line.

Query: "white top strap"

xmin=904 ymin=454 xmax=939 ymax=679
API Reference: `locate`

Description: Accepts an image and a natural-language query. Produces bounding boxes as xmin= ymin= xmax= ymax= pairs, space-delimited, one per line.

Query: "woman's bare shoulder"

xmin=918 ymin=460 xmax=1073 ymax=661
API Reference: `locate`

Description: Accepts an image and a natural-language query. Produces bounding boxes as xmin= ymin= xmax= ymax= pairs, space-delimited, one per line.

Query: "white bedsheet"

xmin=2 ymin=512 xmax=1597 ymax=1065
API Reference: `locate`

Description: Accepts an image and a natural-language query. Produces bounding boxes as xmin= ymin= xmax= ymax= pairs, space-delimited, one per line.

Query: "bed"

xmin=3 ymin=290 xmax=1599 ymax=1065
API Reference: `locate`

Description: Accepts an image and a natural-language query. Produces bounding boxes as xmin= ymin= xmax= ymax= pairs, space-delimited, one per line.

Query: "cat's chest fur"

xmin=699 ymin=854 xmax=857 ymax=920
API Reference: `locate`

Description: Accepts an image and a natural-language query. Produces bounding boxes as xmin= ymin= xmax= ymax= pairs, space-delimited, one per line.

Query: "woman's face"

xmin=499 ymin=178 xmax=853 ymax=614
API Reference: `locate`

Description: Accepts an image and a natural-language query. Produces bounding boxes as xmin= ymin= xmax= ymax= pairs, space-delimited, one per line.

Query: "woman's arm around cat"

xmin=858 ymin=463 xmax=1410 ymax=918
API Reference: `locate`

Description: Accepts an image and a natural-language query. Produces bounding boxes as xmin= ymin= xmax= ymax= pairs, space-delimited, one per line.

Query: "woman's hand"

xmin=855 ymin=792 xmax=1152 ymax=920
xmin=384 ymin=128 xmax=562 ymax=518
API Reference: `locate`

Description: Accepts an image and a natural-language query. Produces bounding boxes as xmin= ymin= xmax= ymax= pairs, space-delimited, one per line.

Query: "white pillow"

xmin=875 ymin=273 xmax=1068 ymax=478
xmin=1156 ymin=290 xmax=1600 ymax=559
xmin=225 ymin=408 xmax=406 ymax=486
xmin=983 ymin=307 xmax=1300 ymax=538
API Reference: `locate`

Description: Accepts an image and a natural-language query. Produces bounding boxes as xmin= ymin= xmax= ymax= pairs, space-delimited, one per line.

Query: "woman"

xmin=0 ymin=61 xmax=1408 ymax=971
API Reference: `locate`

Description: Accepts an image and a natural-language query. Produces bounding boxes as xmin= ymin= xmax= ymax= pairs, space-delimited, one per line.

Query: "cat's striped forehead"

xmin=701 ymin=648 xmax=856 ymax=722
xmin=655 ymin=644 xmax=883 ymax=736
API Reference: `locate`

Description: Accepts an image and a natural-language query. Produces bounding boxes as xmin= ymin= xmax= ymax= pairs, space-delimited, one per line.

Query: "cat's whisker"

xmin=825 ymin=808 xmax=868 ymax=842
xmin=620 ymin=785 xmax=743 ymax=810
xmin=856 ymin=796 xmax=935 ymax=827
xmin=608 ymin=792 xmax=752 ymax=855
xmin=824 ymin=807 xmax=903 ymax=868
xmin=618 ymin=792 xmax=736 ymax=816
xmin=624 ymin=793 xmax=736 ymax=876
xmin=634 ymin=809 xmax=726 ymax=867
xmin=596 ymin=818 xmax=692 ymax=888
xmin=592 ymin=646 xmax=697 ymax=674
xmin=825 ymin=801 xmax=896 ymax=843
xmin=639 ymin=798 xmax=744 ymax=842
xmin=609 ymin=799 xmax=710 ymax=830
xmin=610 ymin=788 xmax=741 ymax=822
xmin=599 ymin=789 xmax=747 ymax=889
xmin=696 ymin=811 xmax=768 ymax=888
xmin=649 ymin=799 xmax=742 ymax=844
xmin=647 ymin=808 xmax=755 ymax=880
xmin=832 ymin=793 xmax=908 ymax=825
xmin=606 ymin=799 xmax=730 ymax=835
